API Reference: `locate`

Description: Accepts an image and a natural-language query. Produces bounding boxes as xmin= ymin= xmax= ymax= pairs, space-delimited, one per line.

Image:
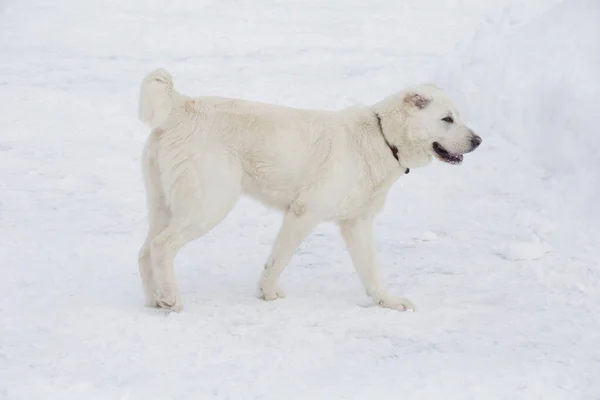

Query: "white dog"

xmin=137 ymin=68 xmax=482 ymax=312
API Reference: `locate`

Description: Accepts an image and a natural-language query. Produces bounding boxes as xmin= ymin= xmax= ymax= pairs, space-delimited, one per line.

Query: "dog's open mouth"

xmin=432 ymin=142 xmax=463 ymax=165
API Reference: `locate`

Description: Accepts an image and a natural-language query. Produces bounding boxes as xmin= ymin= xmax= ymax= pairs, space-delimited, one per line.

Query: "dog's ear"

xmin=403 ymin=93 xmax=430 ymax=110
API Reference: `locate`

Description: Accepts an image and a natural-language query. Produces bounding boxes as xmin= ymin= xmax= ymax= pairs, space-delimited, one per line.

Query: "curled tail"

xmin=138 ymin=68 xmax=176 ymax=129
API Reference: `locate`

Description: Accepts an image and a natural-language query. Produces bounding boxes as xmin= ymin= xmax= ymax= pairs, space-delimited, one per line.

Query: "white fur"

xmin=137 ymin=68 xmax=481 ymax=312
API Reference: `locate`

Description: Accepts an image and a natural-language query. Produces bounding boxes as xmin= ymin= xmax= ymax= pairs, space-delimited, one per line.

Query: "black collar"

xmin=374 ymin=112 xmax=410 ymax=174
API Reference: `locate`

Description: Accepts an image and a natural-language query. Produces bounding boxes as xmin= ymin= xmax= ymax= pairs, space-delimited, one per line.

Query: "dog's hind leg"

xmin=150 ymin=154 xmax=242 ymax=312
xmin=138 ymin=133 xmax=170 ymax=307
xmin=259 ymin=209 xmax=319 ymax=301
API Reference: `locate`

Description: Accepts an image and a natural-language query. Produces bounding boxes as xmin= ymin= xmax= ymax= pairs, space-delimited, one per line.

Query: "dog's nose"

xmin=470 ymin=135 xmax=482 ymax=149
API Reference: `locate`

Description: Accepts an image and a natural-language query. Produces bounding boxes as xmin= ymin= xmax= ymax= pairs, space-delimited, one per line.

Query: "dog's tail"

xmin=138 ymin=68 xmax=177 ymax=129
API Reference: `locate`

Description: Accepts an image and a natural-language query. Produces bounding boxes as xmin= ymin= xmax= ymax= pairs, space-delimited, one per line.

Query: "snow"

xmin=435 ymin=0 xmax=600 ymax=229
xmin=1 ymin=0 xmax=599 ymax=399
xmin=497 ymin=235 xmax=550 ymax=261
xmin=418 ymin=231 xmax=438 ymax=242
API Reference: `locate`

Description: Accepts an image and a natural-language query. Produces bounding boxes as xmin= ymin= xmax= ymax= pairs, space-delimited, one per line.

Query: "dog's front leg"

xmin=339 ymin=217 xmax=415 ymax=311
xmin=259 ymin=210 xmax=319 ymax=301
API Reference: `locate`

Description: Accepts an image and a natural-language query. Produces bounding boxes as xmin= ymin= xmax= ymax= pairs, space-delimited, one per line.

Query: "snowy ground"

xmin=1 ymin=0 xmax=599 ymax=399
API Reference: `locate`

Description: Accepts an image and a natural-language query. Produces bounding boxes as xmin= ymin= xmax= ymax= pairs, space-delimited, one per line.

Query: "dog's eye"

xmin=441 ymin=116 xmax=454 ymax=124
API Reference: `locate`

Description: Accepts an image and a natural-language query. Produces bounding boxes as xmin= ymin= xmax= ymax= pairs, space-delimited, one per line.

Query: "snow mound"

xmin=497 ymin=237 xmax=550 ymax=261
xmin=435 ymin=0 xmax=600 ymax=226
xmin=515 ymin=211 xmax=558 ymax=240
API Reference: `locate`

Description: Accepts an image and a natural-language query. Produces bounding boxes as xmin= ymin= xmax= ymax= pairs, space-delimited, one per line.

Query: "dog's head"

xmin=375 ymin=84 xmax=482 ymax=168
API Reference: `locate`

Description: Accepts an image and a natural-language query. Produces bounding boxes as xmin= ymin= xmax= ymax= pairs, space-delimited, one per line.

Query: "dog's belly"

xmin=235 ymin=141 xmax=391 ymax=220
xmin=241 ymin=175 xmax=294 ymax=212
xmin=237 ymin=145 xmax=339 ymax=214
xmin=239 ymin=169 xmax=385 ymax=221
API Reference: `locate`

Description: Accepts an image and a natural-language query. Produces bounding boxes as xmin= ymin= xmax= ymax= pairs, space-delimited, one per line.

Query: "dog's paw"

xmin=375 ymin=296 xmax=415 ymax=312
xmin=145 ymin=297 xmax=159 ymax=308
xmin=153 ymin=290 xmax=183 ymax=312
xmin=259 ymin=285 xmax=286 ymax=301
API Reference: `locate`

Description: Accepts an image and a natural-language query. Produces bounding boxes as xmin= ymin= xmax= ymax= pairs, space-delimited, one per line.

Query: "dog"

xmin=136 ymin=68 xmax=482 ymax=312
